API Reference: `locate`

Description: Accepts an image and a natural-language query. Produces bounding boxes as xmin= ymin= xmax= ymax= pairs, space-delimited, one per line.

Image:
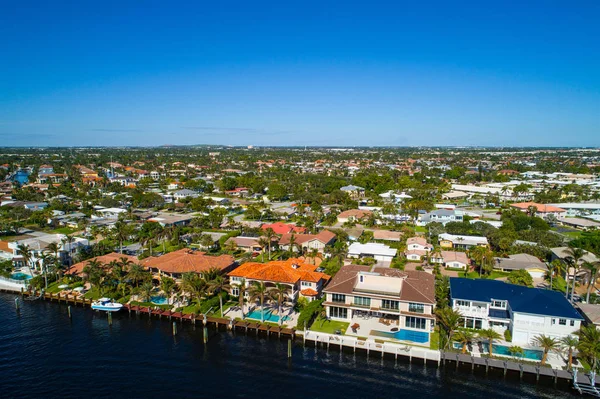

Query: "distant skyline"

xmin=1 ymin=1 xmax=599 ymax=147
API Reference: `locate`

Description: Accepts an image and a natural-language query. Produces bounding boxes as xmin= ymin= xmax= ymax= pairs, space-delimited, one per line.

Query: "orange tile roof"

xmin=337 ymin=209 xmax=372 ymax=219
xmin=261 ymin=222 xmax=306 ymax=235
xmin=300 ymin=288 xmax=319 ymax=296
xmin=228 ymin=258 xmax=330 ymax=284
xmin=142 ymin=249 xmax=235 ymax=274
xmin=510 ymin=202 xmax=566 ymax=213
xmin=66 ymin=253 xmax=138 ymax=276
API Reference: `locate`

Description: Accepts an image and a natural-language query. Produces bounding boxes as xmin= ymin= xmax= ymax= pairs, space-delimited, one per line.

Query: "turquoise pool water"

xmin=150 ymin=296 xmax=168 ymax=305
xmin=452 ymin=342 xmax=543 ymax=360
xmin=10 ymin=272 xmax=32 ymax=281
xmin=371 ymin=329 xmax=429 ymax=344
xmin=246 ymin=309 xmax=289 ymax=322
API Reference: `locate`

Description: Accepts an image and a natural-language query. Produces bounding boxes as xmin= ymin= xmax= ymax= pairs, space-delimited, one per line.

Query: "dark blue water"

xmin=0 ymin=293 xmax=577 ymax=398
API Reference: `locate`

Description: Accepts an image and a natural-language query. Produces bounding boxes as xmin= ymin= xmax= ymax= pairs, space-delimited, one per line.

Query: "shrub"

xmin=504 ymin=329 xmax=512 ymax=342
xmin=296 ymin=299 xmax=324 ymax=330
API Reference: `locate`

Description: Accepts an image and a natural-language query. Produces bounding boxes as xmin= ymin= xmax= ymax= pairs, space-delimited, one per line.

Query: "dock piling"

xmin=172 ymin=322 xmax=177 ymax=336
xmin=108 ymin=312 xmax=113 ymax=326
xmin=15 ymin=297 xmax=20 ymax=311
xmin=68 ymin=305 xmax=72 ymax=319
xmin=288 ymin=339 xmax=292 ymax=358
xmin=203 ymin=326 xmax=208 ymax=343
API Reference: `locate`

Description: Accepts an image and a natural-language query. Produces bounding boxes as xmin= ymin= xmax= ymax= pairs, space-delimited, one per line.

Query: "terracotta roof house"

xmin=224 ymin=236 xmax=264 ymax=253
xmin=323 ymin=265 xmax=435 ymax=345
xmin=142 ymin=249 xmax=236 ymax=278
xmin=404 ymin=236 xmax=433 ymax=261
xmin=278 ymin=230 xmax=336 ymax=252
xmin=337 ymin=209 xmax=373 ymax=224
xmin=261 ymin=222 xmax=306 ymax=235
xmin=228 ymin=258 xmax=331 ymax=303
xmin=372 ymin=230 xmax=403 ymax=242
xmin=510 ymin=202 xmax=566 ymax=218
xmin=66 ymin=253 xmax=138 ymax=276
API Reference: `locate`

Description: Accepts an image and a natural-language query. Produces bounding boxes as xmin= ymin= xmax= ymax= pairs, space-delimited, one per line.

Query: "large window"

xmin=301 ymin=281 xmax=311 ymax=287
xmin=559 ymin=319 xmax=567 ymax=325
xmin=332 ymin=294 xmax=346 ymax=303
xmin=329 ymin=306 xmax=348 ymax=319
xmin=382 ymin=299 xmax=399 ymax=311
xmin=409 ymin=303 xmax=425 ymax=313
xmin=354 ymin=296 xmax=371 ymax=307
xmin=405 ymin=316 xmax=427 ymax=330
xmin=462 ymin=317 xmax=483 ymax=330
xmin=231 ymin=287 xmax=239 ymax=297
xmin=456 ymin=300 xmax=469 ymax=307
xmin=491 ymin=300 xmax=506 ymax=309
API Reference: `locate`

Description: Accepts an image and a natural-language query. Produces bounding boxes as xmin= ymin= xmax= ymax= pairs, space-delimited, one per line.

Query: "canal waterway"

xmin=0 ymin=293 xmax=578 ymax=398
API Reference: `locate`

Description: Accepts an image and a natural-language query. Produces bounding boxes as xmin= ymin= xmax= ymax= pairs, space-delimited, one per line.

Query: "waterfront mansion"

xmin=323 ymin=266 xmax=435 ymax=345
xmin=450 ymin=278 xmax=582 ymax=345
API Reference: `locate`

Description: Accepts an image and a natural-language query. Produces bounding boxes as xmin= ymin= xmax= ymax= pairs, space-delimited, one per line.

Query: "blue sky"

xmin=1 ymin=1 xmax=599 ymax=147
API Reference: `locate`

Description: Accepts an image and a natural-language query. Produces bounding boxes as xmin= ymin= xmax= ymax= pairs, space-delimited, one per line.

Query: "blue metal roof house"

xmin=449 ymin=278 xmax=582 ymax=345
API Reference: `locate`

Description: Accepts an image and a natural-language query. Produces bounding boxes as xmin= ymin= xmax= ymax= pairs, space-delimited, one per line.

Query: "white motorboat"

xmin=91 ymin=298 xmax=123 ymax=312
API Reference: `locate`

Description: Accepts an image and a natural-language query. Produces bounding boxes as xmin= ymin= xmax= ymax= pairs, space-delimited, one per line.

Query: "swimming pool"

xmin=10 ymin=272 xmax=32 ymax=281
xmin=452 ymin=342 xmax=543 ymax=360
xmin=370 ymin=329 xmax=430 ymax=344
xmin=246 ymin=309 xmax=289 ymax=323
xmin=150 ymin=296 xmax=168 ymax=305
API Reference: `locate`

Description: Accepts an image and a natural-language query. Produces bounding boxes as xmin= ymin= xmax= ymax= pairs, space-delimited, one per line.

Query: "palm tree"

xmin=181 ymin=272 xmax=207 ymax=306
xmin=478 ymin=329 xmax=502 ymax=357
xmin=577 ymin=325 xmax=600 ymax=372
xmin=531 ymin=334 xmax=559 ymax=366
xmin=248 ymin=281 xmax=269 ymax=323
xmin=257 ymin=237 xmax=270 ymax=262
xmin=453 ymin=329 xmax=476 ymax=354
xmin=288 ymin=233 xmax=297 ymax=257
xmin=264 ymin=228 xmax=276 ymax=260
xmin=126 ymin=263 xmax=148 ymax=288
xmin=38 ymin=252 xmax=52 ymax=289
xmin=546 ymin=260 xmax=559 ymax=291
xmin=61 ymin=235 xmax=76 ymax=267
xmin=237 ymin=278 xmax=247 ymax=319
xmin=583 ymin=261 xmax=600 ymax=303
xmin=140 ymin=281 xmax=154 ymax=302
xmin=564 ymin=246 xmax=585 ymax=301
xmin=508 ymin=345 xmax=524 ymax=361
xmin=46 ymin=241 xmax=61 ymax=278
xmin=435 ymin=307 xmax=462 ymax=349
xmin=16 ymin=243 xmax=33 ymax=276
xmin=208 ymin=275 xmax=231 ymax=317
xmin=560 ymin=335 xmax=578 ymax=370
xmin=160 ymin=276 xmax=177 ymax=305
xmin=113 ymin=221 xmax=130 ymax=254
xmin=268 ymin=283 xmax=290 ymax=326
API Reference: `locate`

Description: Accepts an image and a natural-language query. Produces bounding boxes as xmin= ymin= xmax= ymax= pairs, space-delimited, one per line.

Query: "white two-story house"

xmin=450 ymin=278 xmax=582 ymax=345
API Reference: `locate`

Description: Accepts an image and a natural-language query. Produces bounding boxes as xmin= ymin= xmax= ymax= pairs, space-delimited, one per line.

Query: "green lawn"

xmin=51 ymin=227 xmax=79 ymax=235
xmin=310 ymin=316 xmax=349 ymax=335
xmin=429 ymin=331 xmax=440 ymax=350
xmin=463 ymin=271 xmax=509 ymax=280
xmin=415 ymin=226 xmax=427 ymax=233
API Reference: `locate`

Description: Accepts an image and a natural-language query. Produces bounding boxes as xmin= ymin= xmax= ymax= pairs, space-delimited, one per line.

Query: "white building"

xmin=450 ymin=278 xmax=582 ymax=345
xmin=348 ymin=242 xmax=397 ymax=262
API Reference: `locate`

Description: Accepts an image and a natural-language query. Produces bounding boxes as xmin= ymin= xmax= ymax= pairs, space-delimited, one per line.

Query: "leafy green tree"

xmin=507 ymin=269 xmax=533 ymax=287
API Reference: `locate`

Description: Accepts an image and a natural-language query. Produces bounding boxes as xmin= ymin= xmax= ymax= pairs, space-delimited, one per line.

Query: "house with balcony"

xmin=228 ymin=258 xmax=331 ymax=303
xmin=8 ymin=234 xmax=89 ymax=270
xmin=450 ymin=278 xmax=583 ymax=345
xmin=142 ymin=249 xmax=236 ymax=279
xmin=429 ymin=251 xmax=470 ymax=269
xmin=323 ymin=266 xmax=435 ymax=345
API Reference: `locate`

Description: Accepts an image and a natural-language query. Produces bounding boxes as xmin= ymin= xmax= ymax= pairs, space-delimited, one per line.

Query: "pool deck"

xmin=226 ymin=305 xmax=299 ymax=327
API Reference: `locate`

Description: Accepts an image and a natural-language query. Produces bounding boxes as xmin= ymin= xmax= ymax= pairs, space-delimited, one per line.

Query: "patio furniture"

xmin=390 ymin=327 xmax=398 ymax=332
xmin=351 ymin=323 xmax=360 ymax=333
xmin=334 ymin=329 xmax=342 ymax=335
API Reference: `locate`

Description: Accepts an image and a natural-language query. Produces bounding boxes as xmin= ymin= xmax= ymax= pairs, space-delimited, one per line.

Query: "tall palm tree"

xmin=248 ymin=281 xmax=269 ymax=323
xmin=583 ymin=261 xmax=600 ymax=303
xmin=577 ymin=325 xmax=600 ymax=372
xmin=268 ymin=283 xmax=290 ymax=326
xmin=181 ymin=272 xmax=207 ymax=306
xmin=46 ymin=241 xmax=61 ymax=278
xmin=61 ymin=235 xmax=76 ymax=267
xmin=478 ymin=329 xmax=502 ymax=357
xmin=257 ymin=237 xmax=270 ymax=262
xmin=453 ymin=329 xmax=476 ymax=354
xmin=237 ymin=278 xmax=247 ymax=319
xmin=38 ymin=252 xmax=52 ymax=289
xmin=560 ymin=335 xmax=578 ymax=370
xmin=160 ymin=276 xmax=177 ymax=305
xmin=531 ymin=334 xmax=559 ymax=366
xmin=564 ymin=246 xmax=585 ymax=301
xmin=16 ymin=243 xmax=33 ymax=276
xmin=546 ymin=260 xmax=557 ymax=291
xmin=264 ymin=228 xmax=276 ymax=260
xmin=435 ymin=307 xmax=462 ymax=350
xmin=140 ymin=281 xmax=154 ymax=302
xmin=208 ymin=275 xmax=231 ymax=317
xmin=288 ymin=233 xmax=297 ymax=257
xmin=113 ymin=221 xmax=130 ymax=254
